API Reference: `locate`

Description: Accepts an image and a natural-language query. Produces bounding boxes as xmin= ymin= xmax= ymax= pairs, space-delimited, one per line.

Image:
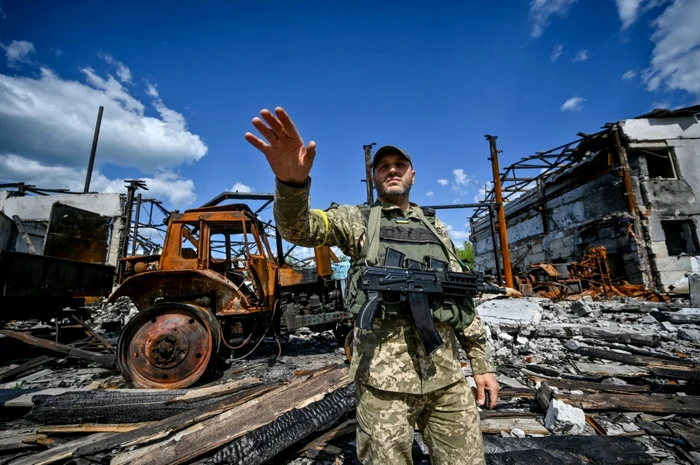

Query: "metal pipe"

xmin=363 ymin=143 xmax=376 ymax=205
xmin=121 ymin=182 xmax=137 ymax=261
xmin=613 ymin=126 xmax=638 ymax=216
xmin=84 ymin=106 xmax=104 ymax=193
xmin=276 ymin=226 xmax=285 ymax=266
xmin=486 ymin=135 xmax=514 ymax=288
xmin=488 ymin=204 xmax=502 ymax=286
xmin=131 ymin=193 xmax=142 ymax=256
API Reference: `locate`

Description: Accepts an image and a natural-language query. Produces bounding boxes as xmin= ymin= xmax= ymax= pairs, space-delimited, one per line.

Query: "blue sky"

xmin=1 ymin=0 xmax=699 ymax=253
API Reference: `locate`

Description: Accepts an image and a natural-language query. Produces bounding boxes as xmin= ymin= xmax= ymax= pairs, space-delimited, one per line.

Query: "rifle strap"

xmin=365 ymin=205 xmax=383 ymax=265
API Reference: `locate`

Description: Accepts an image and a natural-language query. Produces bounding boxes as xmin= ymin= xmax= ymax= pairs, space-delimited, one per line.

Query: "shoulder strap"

xmin=365 ymin=205 xmax=383 ymax=265
xmin=413 ymin=208 xmax=466 ymax=270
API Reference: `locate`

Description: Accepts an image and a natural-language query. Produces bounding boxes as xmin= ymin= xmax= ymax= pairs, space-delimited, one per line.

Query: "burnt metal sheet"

xmin=0 ymin=250 xmax=114 ymax=299
xmin=0 ymin=211 xmax=12 ymax=250
xmin=43 ymin=203 xmax=110 ymax=263
xmin=278 ymin=267 xmax=319 ymax=287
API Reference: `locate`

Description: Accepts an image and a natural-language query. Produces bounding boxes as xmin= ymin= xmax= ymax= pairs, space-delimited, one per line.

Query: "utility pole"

xmin=485 ymin=135 xmax=514 ymax=288
xmin=362 ymin=143 xmax=376 ymax=205
xmin=84 ymin=106 xmax=104 ymax=193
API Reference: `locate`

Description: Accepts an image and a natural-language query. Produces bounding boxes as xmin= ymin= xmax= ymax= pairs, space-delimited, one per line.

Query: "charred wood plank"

xmin=557 ymin=393 xmax=700 ymax=415
xmin=0 ymin=330 xmax=115 ymax=366
xmin=667 ymin=422 xmax=700 ymax=450
xmin=296 ymin=419 xmax=356 ymax=457
xmin=573 ymin=362 xmax=650 ymax=378
xmin=198 ymin=383 xmax=357 ymax=465
xmin=0 ymin=356 xmax=56 ymax=382
xmin=575 ymin=347 xmax=699 ymax=368
xmin=9 ymin=432 xmax=114 ymax=465
xmin=483 ymin=435 xmax=656 ymax=464
xmin=526 ymin=376 xmax=650 ymax=394
xmin=166 ymin=377 xmax=261 ymax=404
xmin=534 ymin=325 xmax=659 ymax=347
xmin=12 ymin=215 xmax=37 ymax=255
xmin=106 ymin=366 xmax=350 ymax=465
xmin=480 ymin=417 xmax=549 ymax=435
xmin=70 ymin=315 xmax=114 ymax=352
xmin=73 ymin=383 xmax=278 ymax=459
xmin=38 ymin=423 xmax=152 ymax=434
xmin=25 ymin=380 xmax=268 ymax=425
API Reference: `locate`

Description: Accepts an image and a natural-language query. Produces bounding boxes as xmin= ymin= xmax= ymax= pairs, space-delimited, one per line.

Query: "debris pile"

xmin=0 ymin=294 xmax=699 ymax=464
xmin=476 ymin=295 xmax=700 ymax=465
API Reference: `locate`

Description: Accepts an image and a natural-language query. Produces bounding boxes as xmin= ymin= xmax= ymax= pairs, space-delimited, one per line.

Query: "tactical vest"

xmin=345 ymin=204 xmax=476 ymax=331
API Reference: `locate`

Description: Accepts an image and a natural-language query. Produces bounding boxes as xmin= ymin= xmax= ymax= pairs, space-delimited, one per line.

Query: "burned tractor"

xmin=109 ymin=204 xmax=350 ymax=389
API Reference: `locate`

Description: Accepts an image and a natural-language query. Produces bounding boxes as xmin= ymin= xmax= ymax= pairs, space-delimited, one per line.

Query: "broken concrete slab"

xmin=678 ymin=328 xmax=700 ymax=343
xmin=544 ymin=399 xmax=586 ymax=435
xmin=477 ymin=299 xmax=543 ymax=328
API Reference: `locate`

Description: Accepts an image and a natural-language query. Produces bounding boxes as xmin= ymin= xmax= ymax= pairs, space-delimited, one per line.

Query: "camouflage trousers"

xmin=356 ymin=379 xmax=485 ymax=465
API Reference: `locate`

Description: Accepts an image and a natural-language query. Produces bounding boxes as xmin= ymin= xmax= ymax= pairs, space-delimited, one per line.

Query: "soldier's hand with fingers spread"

xmin=245 ymin=107 xmax=316 ymax=185
xmin=474 ymin=373 xmax=499 ymax=409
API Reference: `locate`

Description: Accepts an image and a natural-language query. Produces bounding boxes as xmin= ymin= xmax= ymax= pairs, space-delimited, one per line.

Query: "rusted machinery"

xmin=109 ymin=204 xmax=350 ymax=389
xmin=515 ymin=246 xmax=665 ymax=302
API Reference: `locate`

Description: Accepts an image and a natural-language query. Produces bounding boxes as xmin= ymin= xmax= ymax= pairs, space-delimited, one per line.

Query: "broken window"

xmin=180 ymin=222 xmax=200 ymax=259
xmin=662 ymin=220 xmax=699 ymax=256
xmin=643 ymin=148 xmax=676 ymax=179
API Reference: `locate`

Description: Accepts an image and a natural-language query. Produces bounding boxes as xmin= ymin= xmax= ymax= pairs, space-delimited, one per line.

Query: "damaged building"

xmin=471 ymin=105 xmax=700 ymax=292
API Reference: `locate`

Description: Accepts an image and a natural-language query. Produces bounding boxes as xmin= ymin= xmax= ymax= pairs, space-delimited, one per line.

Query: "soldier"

xmin=245 ymin=107 xmax=499 ymax=465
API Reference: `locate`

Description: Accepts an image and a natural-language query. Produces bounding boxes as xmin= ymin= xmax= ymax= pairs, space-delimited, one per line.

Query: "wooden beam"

xmin=559 ymin=393 xmax=700 ymax=415
xmin=0 ymin=355 xmax=56 ymax=382
xmin=0 ymin=330 xmax=115 ymax=366
xmin=107 ymin=367 xmax=350 ymax=465
xmin=73 ymin=383 xmax=280 ymax=458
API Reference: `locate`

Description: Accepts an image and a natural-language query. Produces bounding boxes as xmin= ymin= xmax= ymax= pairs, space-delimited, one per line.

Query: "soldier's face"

xmin=372 ymin=154 xmax=415 ymax=198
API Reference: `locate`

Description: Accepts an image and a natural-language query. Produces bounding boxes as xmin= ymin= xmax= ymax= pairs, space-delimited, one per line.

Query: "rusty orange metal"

xmin=111 ymin=204 xmax=349 ymax=389
xmin=116 ymin=302 xmax=220 ymax=389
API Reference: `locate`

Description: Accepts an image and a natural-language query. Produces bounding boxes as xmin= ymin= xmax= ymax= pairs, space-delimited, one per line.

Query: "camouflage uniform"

xmin=275 ymin=177 xmax=494 ymax=465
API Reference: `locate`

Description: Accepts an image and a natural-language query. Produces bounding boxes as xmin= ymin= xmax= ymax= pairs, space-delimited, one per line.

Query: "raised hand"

xmin=245 ymin=107 xmax=316 ymax=185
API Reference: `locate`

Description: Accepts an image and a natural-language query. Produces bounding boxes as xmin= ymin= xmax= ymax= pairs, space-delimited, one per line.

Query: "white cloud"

xmin=445 ymin=224 xmax=471 ymax=242
xmin=0 ymin=66 xmax=207 ymax=172
xmin=146 ymin=83 xmax=159 ymax=98
xmin=452 ymin=169 xmax=468 ymax=186
xmin=231 ymin=182 xmax=253 ymax=193
xmin=437 ymin=179 xmax=449 ymax=187
xmin=615 ymin=0 xmax=664 ymax=29
xmin=551 ymin=44 xmax=563 ymax=62
xmin=616 ymin=0 xmax=645 ymax=29
xmin=561 ymin=96 xmax=586 ymax=111
xmin=474 ymin=181 xmax=493 ymax=203
xmin=1 ymin=40 xmax=35 ymax=66
xmin=426 ymin=191 xmax=434 ymax=197
xmin=572 ymin=49 xmax=589 ymax=62
xmin=529 ymin=0 xmax=578 ymax=38
xmin=0 ymin=154 xmax=196 ymax=206
xmin=622 ymin=69 xmax=638 ymax=80
xmin=643 ymin=0 xmax=700 ymax=97
xmin=99 ymin=52 xmax=132 ymax=84
xmin=0 ymin=52 xmax=207 ymax=209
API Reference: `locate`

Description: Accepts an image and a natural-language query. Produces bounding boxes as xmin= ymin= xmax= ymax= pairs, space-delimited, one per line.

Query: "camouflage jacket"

xmin=275 ymin=177 xmax=495 ymax=394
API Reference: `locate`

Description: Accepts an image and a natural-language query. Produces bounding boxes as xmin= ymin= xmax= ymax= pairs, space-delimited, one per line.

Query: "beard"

xmin=376 ymin=179 xmax=412 ymax=203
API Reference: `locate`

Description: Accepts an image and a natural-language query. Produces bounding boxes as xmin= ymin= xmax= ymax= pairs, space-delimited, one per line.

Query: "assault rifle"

xmin=357 ymin=248 xmax=505 ymax=356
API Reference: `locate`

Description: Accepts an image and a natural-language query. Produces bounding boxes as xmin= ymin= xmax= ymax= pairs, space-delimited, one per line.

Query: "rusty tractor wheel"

xmin=344 ymin=329 xmax=354 ymax=362
xmin=117 ymin=302 xmax=221 ymax=389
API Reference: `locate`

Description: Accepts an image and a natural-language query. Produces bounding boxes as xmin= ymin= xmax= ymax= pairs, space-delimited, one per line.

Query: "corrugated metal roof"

xmin=632 ymin=105 xmax=700 ymax=120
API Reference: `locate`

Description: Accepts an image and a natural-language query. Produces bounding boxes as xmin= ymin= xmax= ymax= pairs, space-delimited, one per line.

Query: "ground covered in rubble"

xmin=1 ymin=295 xmax=699 ymax=464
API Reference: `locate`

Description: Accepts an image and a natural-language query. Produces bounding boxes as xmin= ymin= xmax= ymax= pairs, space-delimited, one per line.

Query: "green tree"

xmin=456 ymin=240 xmax=474 ymax=269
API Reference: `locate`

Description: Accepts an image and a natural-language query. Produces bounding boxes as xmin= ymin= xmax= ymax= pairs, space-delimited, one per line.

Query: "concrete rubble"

xmin=0 ymin=293 xmax=697 ymax=464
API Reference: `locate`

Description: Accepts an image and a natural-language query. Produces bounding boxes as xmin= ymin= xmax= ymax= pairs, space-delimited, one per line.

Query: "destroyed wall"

xmin=472 ymin=107 xmax=700 ymax=291
xmin=622 ymin=115 xmax=700 ymax=289
xmin=0 ymin=192 xmax=126 ymax=266
xmin=471 ymin=154 xmax=644 ymax=282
